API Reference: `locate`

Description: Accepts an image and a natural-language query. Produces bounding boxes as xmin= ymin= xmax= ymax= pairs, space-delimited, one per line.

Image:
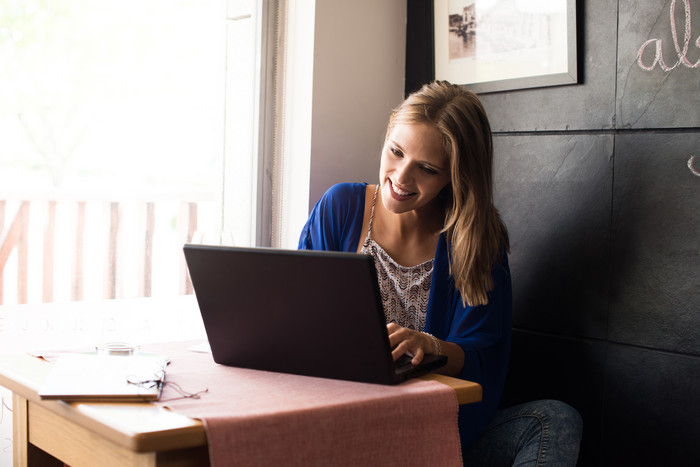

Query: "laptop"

xmin=183 ymin=244 xmax=447 ymax=385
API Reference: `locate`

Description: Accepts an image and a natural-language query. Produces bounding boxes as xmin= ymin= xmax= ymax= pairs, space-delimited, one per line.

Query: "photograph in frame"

xmin=434 ymin=0 xmax=578 ymax=93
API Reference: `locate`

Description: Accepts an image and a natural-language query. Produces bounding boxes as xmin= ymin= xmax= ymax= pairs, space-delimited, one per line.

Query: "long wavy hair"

xmin=387 ymin=81 xmax=509 ymax=306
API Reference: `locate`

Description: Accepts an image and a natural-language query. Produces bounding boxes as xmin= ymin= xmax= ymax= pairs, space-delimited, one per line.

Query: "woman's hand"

xmin=386 ymin=322 xmax=438 ymax=366
xmin=386 ymin=323 xmax=466 ymax=377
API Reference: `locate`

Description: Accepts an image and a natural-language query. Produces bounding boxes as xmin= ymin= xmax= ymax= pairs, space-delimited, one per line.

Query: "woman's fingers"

xmin=386 ymin=323 xmax=428 ymax=365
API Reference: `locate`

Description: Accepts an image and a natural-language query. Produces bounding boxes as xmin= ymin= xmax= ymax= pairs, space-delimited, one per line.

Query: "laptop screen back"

xmin=183 ymin=244 xmax=400 ymax=384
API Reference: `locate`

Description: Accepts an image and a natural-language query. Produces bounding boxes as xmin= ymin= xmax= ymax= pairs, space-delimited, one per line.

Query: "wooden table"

xmin=0 ymin=352 xmax=482 ymax=467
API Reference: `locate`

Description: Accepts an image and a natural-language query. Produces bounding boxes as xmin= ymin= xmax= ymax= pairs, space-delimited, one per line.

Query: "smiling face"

xmin=379 ymin=122 xmax=451 ymax=216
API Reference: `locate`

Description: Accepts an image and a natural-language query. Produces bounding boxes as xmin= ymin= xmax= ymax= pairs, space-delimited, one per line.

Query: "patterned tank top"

xmin=359 ymin=185 xmax=433 ymax=331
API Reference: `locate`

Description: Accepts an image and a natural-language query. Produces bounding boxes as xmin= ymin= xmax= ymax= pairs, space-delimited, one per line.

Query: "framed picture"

xmin=434 ymin=0 xmax=578 ymax=93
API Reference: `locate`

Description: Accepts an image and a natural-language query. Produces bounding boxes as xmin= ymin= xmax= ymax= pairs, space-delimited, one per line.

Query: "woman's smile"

xmin=388 ymin=179 xmax=417 ymax=200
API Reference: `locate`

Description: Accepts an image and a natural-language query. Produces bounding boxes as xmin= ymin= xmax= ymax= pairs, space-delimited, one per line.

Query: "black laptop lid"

xmin=183 ymin=244 xmax=402 ymax=384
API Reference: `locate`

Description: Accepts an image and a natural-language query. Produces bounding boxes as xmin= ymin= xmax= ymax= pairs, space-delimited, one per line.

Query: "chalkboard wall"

xmin=407 ymin=1 xmax=700 ymax=465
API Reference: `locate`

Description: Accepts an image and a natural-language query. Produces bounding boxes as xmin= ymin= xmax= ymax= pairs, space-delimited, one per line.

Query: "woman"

xmin=298 ymin=81 xmax=582 ymax=465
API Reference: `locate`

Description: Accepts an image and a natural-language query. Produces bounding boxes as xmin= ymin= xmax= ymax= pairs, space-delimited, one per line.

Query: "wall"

xmin=277 ymin=0 xmax=407 ymax=247
xmin=408 ymin=1 xmax=700 ymax=465
xmin=306 ymin=0 xmax=406 ymax=212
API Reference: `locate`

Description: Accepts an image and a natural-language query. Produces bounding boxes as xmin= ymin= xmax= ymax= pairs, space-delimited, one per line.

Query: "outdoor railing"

xmin=0 ymin=190 xmax=217 ymax=305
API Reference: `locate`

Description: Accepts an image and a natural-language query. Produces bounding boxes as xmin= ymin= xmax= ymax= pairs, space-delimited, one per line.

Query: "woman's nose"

xmin=394 ymin=161 xmax=414 ymax=184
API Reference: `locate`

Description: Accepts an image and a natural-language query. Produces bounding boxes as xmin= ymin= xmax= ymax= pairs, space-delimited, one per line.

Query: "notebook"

xmin=38 ymin=353 xmax=168 ymax=401
xmin=183 ymin=244 xmax=447 ymax=385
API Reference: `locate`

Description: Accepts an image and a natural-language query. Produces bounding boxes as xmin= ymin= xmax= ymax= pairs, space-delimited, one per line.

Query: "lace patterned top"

xmin=359 ymin=185 xmax=434 ymax=331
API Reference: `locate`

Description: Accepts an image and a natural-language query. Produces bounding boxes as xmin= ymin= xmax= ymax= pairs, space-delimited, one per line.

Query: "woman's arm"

xmin=297 ymin=182 xmax=366 ymax=252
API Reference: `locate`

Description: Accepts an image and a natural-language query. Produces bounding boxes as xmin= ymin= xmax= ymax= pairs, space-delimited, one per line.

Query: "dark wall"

xmin=407 ymin=1 xmax=700 ymax=466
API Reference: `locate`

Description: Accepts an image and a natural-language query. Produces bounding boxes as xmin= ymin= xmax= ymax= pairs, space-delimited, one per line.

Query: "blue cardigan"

xmin=298 ymin=182 xmax=512 ymax=451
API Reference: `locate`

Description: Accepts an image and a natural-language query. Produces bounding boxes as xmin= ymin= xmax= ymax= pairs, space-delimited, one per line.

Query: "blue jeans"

xmin=462 ymin=399 xmax=583 ymax=466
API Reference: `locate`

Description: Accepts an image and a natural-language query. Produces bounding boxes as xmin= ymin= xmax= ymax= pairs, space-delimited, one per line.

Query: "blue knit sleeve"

xmin=297 ymin=183 xmax=367 ymax=253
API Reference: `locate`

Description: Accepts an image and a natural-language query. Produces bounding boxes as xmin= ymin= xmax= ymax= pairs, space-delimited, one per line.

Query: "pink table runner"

xmin=145 ymin=341 xmax=462 ymax=466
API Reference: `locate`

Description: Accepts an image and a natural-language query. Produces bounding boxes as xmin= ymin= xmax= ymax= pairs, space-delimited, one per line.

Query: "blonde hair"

xmin=387 ymin=81 xmax=509 ymax=306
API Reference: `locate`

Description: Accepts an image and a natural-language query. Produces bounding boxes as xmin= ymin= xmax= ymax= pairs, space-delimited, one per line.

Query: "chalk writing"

xmin=689 ymin=155 xmax=700 ymax=177
xmin=637 ymin=0 xmax=700 ymax=71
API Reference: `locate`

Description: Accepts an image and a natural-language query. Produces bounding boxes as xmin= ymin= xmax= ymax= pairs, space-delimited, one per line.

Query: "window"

xmin=0 ymin=0 xmax=280 ymax=301
xmin=0 ymin=0 xmax=228 ymax=306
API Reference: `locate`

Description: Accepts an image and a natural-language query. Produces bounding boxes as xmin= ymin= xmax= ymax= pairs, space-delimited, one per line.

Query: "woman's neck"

xmin=377 ymin=190 xmax=444 ymax=238
xmin=371 ymin=189 xmax=443 ymax=266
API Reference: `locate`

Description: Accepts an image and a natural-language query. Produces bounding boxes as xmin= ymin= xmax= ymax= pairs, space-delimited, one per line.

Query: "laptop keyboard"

xmin=394 ymin=355 xmax=416 ymax=374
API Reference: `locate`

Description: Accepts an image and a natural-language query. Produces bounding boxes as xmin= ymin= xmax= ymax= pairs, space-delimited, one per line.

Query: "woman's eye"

xmin=421 ymin=166 xmax=438 ymax=175
xmin=390 ymin=146 xmax=403 ymax=157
